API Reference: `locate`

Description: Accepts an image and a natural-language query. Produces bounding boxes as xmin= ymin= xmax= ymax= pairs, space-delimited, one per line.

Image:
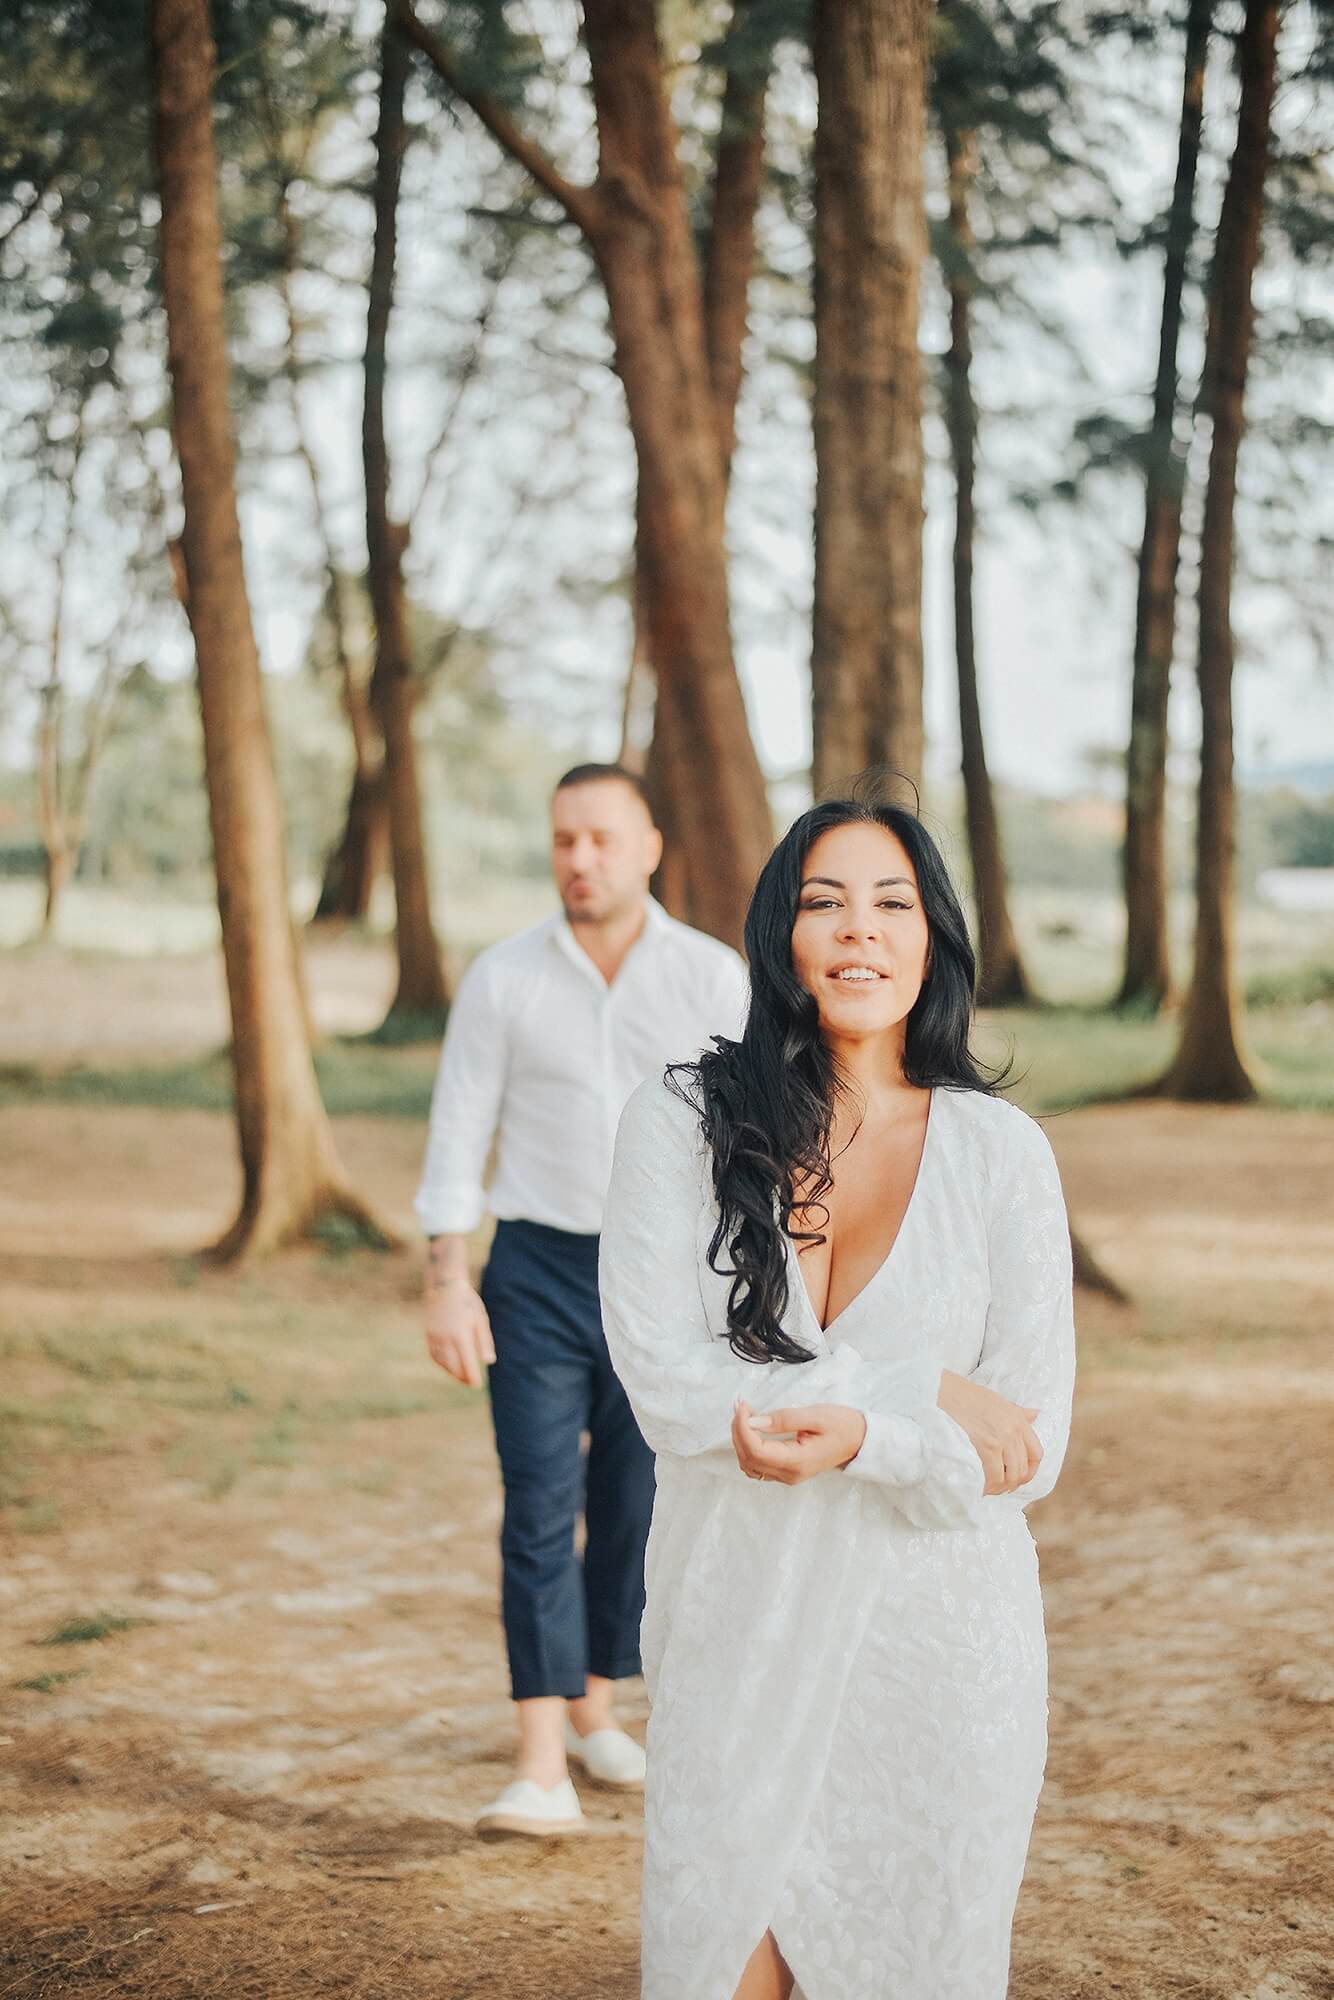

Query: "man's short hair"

xmin=554 ymin=761 xmax=652 ymax=810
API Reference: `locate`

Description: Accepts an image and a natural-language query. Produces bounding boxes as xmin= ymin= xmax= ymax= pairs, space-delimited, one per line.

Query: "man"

xmin=416 ymin=763 xmax=749 ymax=1839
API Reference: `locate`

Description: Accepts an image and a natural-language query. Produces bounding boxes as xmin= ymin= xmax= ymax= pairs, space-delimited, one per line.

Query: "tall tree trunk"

xmin=1119 ymin=0 xmax=1212 ymax=1014
xmin=579 ymin=0 xmax=770 ymax=947
xmin=37 ymin=652 xmax=70 ymax=941
xmin=312 ymin=575 xmax=387 ymax=925
xmin=1159 ymin=0 xmax=1276 ymax=1103
xmin=641 ymin=11 xmax=772 ymax=926
xmin=811 ymin=0 xmax=928 ymax=797
xmin=35 ymin=404 xmax=85 ymax=940
xmin=942 ymin=123 xmax=1031 ymax=1007
xmin=396 ymin=0 xmax=772 ymax=949
xmin=313 ymin=723 xmax=388 ymax=922
xmin=701 ymin=12 xmax=769 ymax=491
xmin=620 ymin=527 xmax=690 ymax=922
xmin=262 ymin=124 xmax=389 ymax=927
xmin=644 ymin=678 xmax=694 ymax=922
xmin=365 ymin=16 xmax=449 ymax=1019
xmin=149 ymin=0 xmax=387 ymax=1256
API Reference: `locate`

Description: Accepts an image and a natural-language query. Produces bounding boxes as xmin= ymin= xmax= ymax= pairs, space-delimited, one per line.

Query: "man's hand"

xmin=425 ymin=1279 xmax=495 ymax=1387
xmin=936 ymin=1369 xmax=1042 ymax=1495
xmin=731 ymin=1401 xmax=867 ymax=1484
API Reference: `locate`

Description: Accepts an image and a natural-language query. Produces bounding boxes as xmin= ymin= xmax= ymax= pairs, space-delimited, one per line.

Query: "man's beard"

xmin=563 ymin=884 xmax=631 ymax=926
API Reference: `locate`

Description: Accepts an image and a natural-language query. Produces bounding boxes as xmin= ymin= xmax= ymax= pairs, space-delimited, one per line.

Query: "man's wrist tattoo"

xmin=426 ymin=1239 xmax=471 ymax=1296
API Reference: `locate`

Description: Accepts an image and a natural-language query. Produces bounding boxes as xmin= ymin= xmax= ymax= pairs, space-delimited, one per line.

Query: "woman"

xmin=598 ymin=798 xmax=1076 ymax=2000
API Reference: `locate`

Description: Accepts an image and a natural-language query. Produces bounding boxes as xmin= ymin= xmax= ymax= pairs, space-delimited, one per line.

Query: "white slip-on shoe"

xmin=564 ymin=1723 xmax=647 ymax=1789
xmin=474 ymin=1776 xmax=586 ymax=1839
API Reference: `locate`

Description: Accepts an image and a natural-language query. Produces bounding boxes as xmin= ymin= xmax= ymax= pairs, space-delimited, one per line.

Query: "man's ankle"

xmin=568 ymin=1700 xmax=615 ymax=1738
xmin=514 ymin=1752 xmax=569 ymax=1790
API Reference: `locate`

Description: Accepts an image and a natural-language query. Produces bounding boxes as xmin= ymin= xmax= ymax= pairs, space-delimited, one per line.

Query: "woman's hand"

xmin=732 ymin=1401 xmax=868 ymax=1484
xmin=936 ymin=1369 xmax=1042 ymax=1495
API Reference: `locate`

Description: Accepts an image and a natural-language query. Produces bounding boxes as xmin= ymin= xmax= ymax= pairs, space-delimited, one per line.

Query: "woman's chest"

xmin=696 ymin=1145 xmax=995 ymax=1373
xmin=792 ymin=1125 xmax=926 ymax=1332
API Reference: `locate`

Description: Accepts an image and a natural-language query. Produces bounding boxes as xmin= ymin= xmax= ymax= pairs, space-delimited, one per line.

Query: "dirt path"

xmin=2 ymin=1098 xmax=1332 ymax=1998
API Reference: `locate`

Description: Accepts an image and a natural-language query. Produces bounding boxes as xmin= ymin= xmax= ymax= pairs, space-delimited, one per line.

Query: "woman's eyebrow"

xmin=800 ymin=875 xmax=914 ymax=890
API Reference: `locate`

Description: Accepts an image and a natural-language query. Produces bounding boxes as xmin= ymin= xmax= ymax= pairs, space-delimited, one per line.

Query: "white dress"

xmin=598 ymin=1076 xmax=1076 ymax=2000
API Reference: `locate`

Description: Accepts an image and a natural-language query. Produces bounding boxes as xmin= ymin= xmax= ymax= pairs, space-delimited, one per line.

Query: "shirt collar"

xmin=552 ymin=895 xmax=668 ymax=985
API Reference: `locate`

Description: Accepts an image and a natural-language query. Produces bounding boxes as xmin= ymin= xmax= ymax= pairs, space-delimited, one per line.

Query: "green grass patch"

xmin=251 ymin=1404 xmax=302 ymax=1468
xmin=0 ymin=1038 xmax=437 ymax=1120
xmin=1244 ymin=959 xmax=1334 ymax=1010
xmin=0 ymin=1396 xmax=107 ymax=1446
xmin=35 ymin=1324 xmax=212 ymax=1385
xmin=14 ymin=1668 xmax=90 ymax=1694
xmin=983 ymin=1003 xmax=1334 ymax=1114
xmin=353 ymin=1005 xmax=451 ymax=1048
xmin=39 ymin=1610 xmax=151 ymax=1647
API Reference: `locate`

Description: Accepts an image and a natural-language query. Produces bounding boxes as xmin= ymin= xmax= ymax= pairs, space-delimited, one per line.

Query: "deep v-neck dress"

xmin=599 ymin=1076 xmax=1076 ymax=2000
xmin=788 ymin=1088 xmax=936 ymax=1343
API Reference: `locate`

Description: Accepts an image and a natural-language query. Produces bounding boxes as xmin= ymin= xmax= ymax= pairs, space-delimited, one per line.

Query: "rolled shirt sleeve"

xmin=413 ymin=954 xmax=508 ymax=1236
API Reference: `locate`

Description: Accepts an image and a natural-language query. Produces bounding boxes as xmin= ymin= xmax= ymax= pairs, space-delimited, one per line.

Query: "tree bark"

xmin=1158 ymin=0 xmax=1276 ymax=1103
xmin=941 ymin=123 xmax=1031 ymax=1007
xmin=644 ymin=676 xmax=694 ymax=922
xmin=313 ymin=727 xmax=388 ymax=923
xmin=579 ymin=0 xmax=771 ymax=946
xmin=148 ymin=0 xmax=388 ymax=1256
xmin=701 ymin=11 xmax=769 ymax=489
xmin=364 ymin=15 xmax=449 ymax=1018
xmin=1071 ymin=1225 xmax=1128 ymax=1303
xmin=35 ymin=402 xmax=85 ymax=939
xmin=811 ymin=0 xmax=928 ymax=797
xmin=640 ymin=7 xmax=773 ymax=926
xmin=258 ymin=95 xmax=389 ymax=928
xmin=1119 ymin=0 xmax=1212 ymax=1014
xmin=397 ymin=0 xmax=772 ymax=949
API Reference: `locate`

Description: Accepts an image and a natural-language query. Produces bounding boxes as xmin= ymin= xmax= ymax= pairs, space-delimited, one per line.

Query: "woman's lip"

xmin=827 ymin=968 xmax=888 ymax=980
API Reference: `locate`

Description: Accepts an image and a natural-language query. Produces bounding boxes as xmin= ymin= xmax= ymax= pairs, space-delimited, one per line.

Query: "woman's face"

xmin=789 ymin=822 xmax=931 ymax=1044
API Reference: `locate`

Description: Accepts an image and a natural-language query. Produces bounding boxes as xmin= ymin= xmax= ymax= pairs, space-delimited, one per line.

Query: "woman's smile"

xmin=828 ymin=963 xmax=890 ymax=984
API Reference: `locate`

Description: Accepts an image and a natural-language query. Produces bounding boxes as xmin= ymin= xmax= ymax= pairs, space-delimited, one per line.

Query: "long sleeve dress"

xmin=597 ymin=1075 xmax=1076 ymax=2000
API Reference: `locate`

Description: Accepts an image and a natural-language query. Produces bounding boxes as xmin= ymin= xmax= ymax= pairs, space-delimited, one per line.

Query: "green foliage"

xmin=1263 ymin=795 xmax=1334 ymax=869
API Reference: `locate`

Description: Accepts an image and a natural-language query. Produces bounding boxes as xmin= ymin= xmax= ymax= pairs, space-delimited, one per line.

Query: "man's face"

xmin=551 ymin=779 xmax=663 ymax=926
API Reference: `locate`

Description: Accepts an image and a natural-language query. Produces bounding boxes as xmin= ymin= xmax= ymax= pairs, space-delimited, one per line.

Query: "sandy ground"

xmin=1 ymin=949 xmax=1333 ymax=1997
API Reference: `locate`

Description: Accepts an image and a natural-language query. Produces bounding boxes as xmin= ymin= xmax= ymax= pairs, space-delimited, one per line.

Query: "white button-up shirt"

xmin=414 ymin=897 xmax=749 ymax=1238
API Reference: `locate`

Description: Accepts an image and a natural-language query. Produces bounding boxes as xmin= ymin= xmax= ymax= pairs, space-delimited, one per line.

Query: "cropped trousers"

xmin=480 ymin=1218 xmax=656 ymax=1701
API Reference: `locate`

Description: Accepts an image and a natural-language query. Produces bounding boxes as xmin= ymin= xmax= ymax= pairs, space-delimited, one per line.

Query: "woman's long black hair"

xmin=668 ymin=793 xmax=1004 ymax=1364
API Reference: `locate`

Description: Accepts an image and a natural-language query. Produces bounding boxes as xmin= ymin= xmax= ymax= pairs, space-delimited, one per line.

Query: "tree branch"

xmin=405 ymin=236 xmax=515 ymax=542
xmin=392 ymin=0 xmax=604 ymax=241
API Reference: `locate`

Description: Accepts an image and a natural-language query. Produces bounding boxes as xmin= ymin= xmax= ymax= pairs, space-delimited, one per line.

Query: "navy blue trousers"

xmin=480 ymin=1219 xmax=656 ymax=1702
